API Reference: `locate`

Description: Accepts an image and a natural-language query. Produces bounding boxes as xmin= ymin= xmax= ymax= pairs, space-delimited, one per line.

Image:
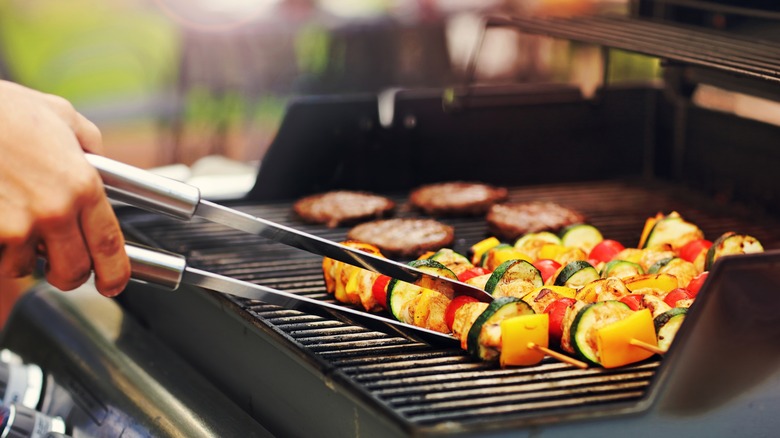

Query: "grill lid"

xmin=469 ymin=14 xmax=780 ymax=102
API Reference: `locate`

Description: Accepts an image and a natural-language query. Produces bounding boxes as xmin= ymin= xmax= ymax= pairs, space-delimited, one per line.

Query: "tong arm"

xmin=125 ymin=243 xmax=186 ymax=290
xmin=86 ymin=153 xmax=200 ymax=220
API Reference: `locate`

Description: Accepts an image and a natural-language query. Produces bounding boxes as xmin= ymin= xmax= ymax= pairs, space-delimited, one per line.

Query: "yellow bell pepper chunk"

xmin=637 ymin=213 xmax=664 ymax=249
xmin=417 ymin=251 xmax=436 ymax=260
xmin=484 ymin=247 xmax=532 ymax=271
xmin=538 ymin=244 xmax=568 ymax=261
xmin=341 ymin=267 xmax=363 ymax=305
xmin=624 ymin=273 xmax=678 ymax=293
xmin=499 ymin=313 xmax=548 ymax=367
xmin=332 ymin=263 xmax=347 ymax=301
xmin=322 ymin=257 xmax=336 ymax=293
xmin=597 ymin=309 xmax=657 ymax=368
xmin=470 ymin=237 xmax=501 ymax=265
xmin=614 ymin=248 xmax=644 ymax=264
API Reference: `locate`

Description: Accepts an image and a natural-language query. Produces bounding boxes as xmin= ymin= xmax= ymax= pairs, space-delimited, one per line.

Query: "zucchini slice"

xmin=705 ymin=232 xmax=764 ymax=270
xmin=466 ymin=297 xmax=535 ymax=361
xmin=484 ymin=259 xmax=543 ymax=297
xmin=428 ymin=248 xmax=473 ymax=276
xmin=641 ymin=212 xmax=703 ymax=250
xmin=554 ymin=260 xmax=599 ymax=288
xmin=559 ymin=224 xmax=603 ymax=253
xmin=386 ymin=259 xmax=457 ymax=323
xmin=600 ymin=259 xmax=644 ymax=279
xmin=647 ymin=257 xmax=675 ymax=274
xmin=654 ymin=307 xmax=688 ymax=352
xmin=570 ymin=300 xmax=633 ymax=365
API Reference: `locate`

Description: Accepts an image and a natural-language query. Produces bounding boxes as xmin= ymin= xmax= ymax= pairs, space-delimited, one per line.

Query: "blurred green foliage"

xmin=0 ymin=0 xmax=178 ymax=106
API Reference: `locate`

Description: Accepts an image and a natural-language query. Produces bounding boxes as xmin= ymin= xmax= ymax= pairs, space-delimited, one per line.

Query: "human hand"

xmin=0 ymin=80 xmax=130 ymax=297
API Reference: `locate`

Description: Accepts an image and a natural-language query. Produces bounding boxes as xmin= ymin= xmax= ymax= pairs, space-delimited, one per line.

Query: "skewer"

xmin=527 ymin=342 xmax=589 ymax=369
xmin=629 ymin=338 xmax=666 ymax=355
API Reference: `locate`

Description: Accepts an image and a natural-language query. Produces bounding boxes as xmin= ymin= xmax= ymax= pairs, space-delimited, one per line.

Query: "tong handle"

xmin=85 ymin=154 xmax=201 ymax=220
xmin=125 ymin=243 xmax=186 ymax=290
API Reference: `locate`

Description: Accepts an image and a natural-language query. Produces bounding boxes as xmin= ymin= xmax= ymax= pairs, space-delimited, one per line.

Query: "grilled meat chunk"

xmin=294 ymin=191 xmax=395 ymax=228
xmin=347 ymin=218 xmax=454 ymax=258
xmin=487 ymin=201 xmax=585 ymax=241
xmin=410 ymin=181 xmax=508 ymax=216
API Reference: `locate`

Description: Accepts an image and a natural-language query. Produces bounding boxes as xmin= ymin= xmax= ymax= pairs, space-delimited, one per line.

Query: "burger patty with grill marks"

xmin=347 ymin=218 xmax=454 ymax=258
xmin=409 ymin=181 xmax=508 ymax=216
xmin=293 ymin=191 xmax=395 ymax=228
xmin=487 ymin=201 xmax=586 ymax=241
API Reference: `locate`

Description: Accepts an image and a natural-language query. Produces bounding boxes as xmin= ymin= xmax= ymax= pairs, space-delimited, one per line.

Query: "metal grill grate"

xmin=120 ymin=179 xmax=780 ymax=433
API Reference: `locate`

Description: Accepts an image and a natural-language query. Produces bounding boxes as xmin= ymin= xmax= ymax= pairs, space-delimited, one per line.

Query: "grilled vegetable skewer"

xmin=321 ymin=212 xmax=765 ymax=369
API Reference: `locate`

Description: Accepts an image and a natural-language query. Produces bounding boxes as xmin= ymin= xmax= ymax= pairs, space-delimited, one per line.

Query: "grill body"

xmin=114 ymin=80 xmax=780 ymax=435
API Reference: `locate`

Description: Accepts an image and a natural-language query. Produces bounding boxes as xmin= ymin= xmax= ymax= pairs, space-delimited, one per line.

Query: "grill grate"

xmin=120 ymin=179 xmax=780 ymax=433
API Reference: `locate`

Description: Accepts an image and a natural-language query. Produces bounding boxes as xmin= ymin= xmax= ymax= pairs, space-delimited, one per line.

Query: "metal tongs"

xmin=87 ymin=154 xmax=491 ymax=345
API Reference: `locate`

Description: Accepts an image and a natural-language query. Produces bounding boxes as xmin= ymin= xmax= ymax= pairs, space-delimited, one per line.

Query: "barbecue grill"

xmin=3 ymin=1 xmax=780 ymax=437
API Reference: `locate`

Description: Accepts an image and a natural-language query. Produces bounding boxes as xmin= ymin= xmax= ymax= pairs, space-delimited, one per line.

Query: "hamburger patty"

xmin=409 ymin=181 xmax=508 ymax=216
xmin=293 ymin=191 xmax=395 ymax=228
xmin=487 ymin=201 xmax=586 ymax=241
xmin=347 ymin=218 xmax=454 ymax=258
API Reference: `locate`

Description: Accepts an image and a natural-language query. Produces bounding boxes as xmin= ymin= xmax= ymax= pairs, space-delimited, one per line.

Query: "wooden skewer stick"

xmin=629 ymin=338 xmax=666 ymax=356
xmin=527 ymin=342 xmax=589 ymax=369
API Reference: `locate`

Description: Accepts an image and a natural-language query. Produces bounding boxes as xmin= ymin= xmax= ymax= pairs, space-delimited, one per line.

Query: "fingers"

xmin=40 ymin=215 xmax=93 ymax=291
xmin=79 ymin=191 xmax=130 ymax=297
xmin=0 ymin=243 xmax=36 ymax=278
xmin=72 ymin=112 xmax=104 ymax=155
xmin=36 ymin=167 xmax=130 ymax=297
xmin=0 ymin=211 xmax=36 ymax=278
xmin=40 ymin=92 xmax=104 ymax=154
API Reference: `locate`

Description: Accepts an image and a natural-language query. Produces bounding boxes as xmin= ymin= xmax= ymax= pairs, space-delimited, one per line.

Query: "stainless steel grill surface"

xmin=118 ymin=179 xmax=780 ymax=434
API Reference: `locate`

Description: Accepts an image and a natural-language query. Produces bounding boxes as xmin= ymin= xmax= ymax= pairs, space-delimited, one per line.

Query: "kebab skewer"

xmin=321 ymin=212 xmax=764 ymax=368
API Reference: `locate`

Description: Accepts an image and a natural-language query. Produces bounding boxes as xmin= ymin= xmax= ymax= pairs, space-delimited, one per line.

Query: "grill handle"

xmin=85 ymin=154 xmax=201 ymax=220
xmin=125 ymin=244 xmax=186 ymax=290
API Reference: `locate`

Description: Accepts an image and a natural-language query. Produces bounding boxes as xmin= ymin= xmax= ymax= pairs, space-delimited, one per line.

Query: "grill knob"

xmin=0 ymin=359 xmax=44 ymax=410
xmin=0 ymin=404 xmax=66 ymax=438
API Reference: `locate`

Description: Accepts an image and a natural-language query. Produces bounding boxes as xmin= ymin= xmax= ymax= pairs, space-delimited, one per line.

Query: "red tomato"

xmin=371 ymin=275 xmax=391 ymax=309
xmin=664 ymin=288 xmax=692 ymax=307
xmin=679 ymin=239 xmax=713 ymax=263
xmin=533 ymin=259 xmax=562 ymax=283
xmin=445 ymin=295 xmax=479 ymax=331
xmin=588 ymin=239 xmax=625 ymax=264
xmin=544 ymin=298 xmax=576 ymax=342
xmin=619 ymin=293 xmax=644 ymax=311
xmin=686 ymin=272 xmax=708 ymax=297
xmin=457 ymin=267 xmax=491 ymax=283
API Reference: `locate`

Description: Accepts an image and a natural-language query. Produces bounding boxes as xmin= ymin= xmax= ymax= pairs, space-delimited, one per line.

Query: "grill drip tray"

xmin=118 ymin=180 xmax=780 ymax=437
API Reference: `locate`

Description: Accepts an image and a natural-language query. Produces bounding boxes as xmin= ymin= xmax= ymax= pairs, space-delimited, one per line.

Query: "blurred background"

xmin=0 ymin=0 xmax=656 ymax=170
